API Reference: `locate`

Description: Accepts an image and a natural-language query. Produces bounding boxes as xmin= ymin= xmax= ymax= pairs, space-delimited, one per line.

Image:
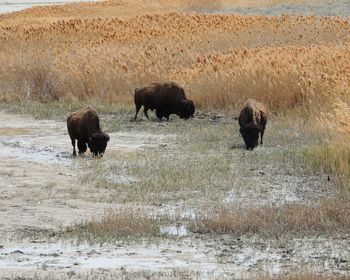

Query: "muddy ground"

xmin=0 ymin=109 xmax=349 ymax=279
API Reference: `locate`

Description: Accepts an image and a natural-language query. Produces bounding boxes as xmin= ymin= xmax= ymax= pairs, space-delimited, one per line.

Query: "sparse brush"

xmin=66 ymin=208 xmax=160 ymax=242
xmin=191 ymin=199 xmax=350 ymax=236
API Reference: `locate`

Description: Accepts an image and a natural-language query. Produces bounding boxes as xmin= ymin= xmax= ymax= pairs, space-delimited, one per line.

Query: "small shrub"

xmin=192 ymin=199 xmax=350 ymax=236
xmin=66 ymin=208 xmax=159 ymax=242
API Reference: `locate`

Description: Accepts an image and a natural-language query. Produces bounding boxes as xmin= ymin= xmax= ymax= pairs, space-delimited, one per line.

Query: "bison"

xmin=238 ymin=98 xmax=268 ymax=150
xmin=67 ymin=107 xmax=110 ymax=156
xmin=133 ymin=82 xmax=195 ymax=121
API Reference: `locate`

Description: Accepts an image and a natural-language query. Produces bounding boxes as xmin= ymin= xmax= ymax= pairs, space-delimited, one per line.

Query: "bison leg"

xmin=260 ymin=117 xmax=267 ymax=145
xmin=134 ymin=104 xmax=141 ymax=120
xmin=144 ymin=107 xmax=150 ymax=119
xmin=71 ymin=138 xmax=77 ymax=156
xmin=260 ymin=129 xmax=265 ymax=145
xmin=77 ymin=140 xmax=87 ymax=155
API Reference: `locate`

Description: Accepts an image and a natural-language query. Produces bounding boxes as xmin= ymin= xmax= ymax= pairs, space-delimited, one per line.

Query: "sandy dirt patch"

xmin=0 ymin=111 xmax=171 ymax=240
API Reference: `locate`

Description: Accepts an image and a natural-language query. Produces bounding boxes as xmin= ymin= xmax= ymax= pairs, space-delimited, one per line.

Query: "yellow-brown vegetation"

xmin=1 ymin=1 xmax=350 ymax=110
xmin=192 ymin=199 xmax=350 ymax=236
xmin=68 ymin=208 xmax=159 ymax=239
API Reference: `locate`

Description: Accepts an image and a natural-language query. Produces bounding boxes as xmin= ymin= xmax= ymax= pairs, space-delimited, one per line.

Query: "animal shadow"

xmin=229 ymin=143 xmax=245 ymax=150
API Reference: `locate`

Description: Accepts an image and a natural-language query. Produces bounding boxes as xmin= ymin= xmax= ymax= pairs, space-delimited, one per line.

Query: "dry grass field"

xmin=0 ymin=0 xmax=350 ymax=279
xmin=0 ymin=0 xmax=349 ymax=109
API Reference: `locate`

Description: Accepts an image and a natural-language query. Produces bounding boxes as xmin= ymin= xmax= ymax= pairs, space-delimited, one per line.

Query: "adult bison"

xmin=238 ymin=98 xmax=268 ymax=150
xmin=67 ymin=107 xmax=110 ymax=156
xmin=133 ymin=82 xmax=195 ymax=121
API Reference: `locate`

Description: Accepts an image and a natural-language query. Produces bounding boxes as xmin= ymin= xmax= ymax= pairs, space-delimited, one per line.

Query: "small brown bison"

xmin=67 ymin=107 xmax=110 ymax=156
xmin=238 ymin=98 xmax=268 ymax=150
xmin=133 ymin=82 xmax=195 ymax=121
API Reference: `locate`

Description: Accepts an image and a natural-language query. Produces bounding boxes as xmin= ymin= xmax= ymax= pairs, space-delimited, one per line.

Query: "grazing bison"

xmin=238 ymin=98 xmax=268 ymax=150
xmin=67 ymin=107 xmax=110 ymax=156
xmin=133 ymin=82 xmax=195 ymax=121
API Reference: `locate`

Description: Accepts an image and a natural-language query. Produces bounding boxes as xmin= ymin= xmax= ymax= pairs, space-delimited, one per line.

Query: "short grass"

xmin=79 ymin=111 xmax=325 ymax=205
xmin=0 ymin=100 xmax=132 ymax=121
xmin=64 ymin=108 xmax=347 ymax=242
xmin=64 ymin=208 xmax=161 ymax=243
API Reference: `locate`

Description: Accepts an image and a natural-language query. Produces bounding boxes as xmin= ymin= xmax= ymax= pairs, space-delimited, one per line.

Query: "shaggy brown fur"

xmin=238 ymin=99 xmax=269 ymax=150
xmin=134 ymin=82 xmax=195 ymax=120
xmin=67 ymin=107 xmax=110 ymax=156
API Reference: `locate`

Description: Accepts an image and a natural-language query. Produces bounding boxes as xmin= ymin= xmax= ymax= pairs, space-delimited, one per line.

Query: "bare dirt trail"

xmin=0 ymin=111 xmax=78 ymax=239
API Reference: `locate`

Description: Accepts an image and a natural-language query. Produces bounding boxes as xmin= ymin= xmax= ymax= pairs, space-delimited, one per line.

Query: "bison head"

xmin=179 ymin=100 xmax=195 ymax=119
xmin=239 ymin=123 xmax=261 ymax=150
xmin=88 ymin=132 xmax=110 ymax=156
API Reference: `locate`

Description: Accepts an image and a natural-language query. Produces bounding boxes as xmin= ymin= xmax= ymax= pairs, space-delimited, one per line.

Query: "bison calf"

xmin=238 ymin=98 xmax=268 ymax=150
xmin=67 ymin=107 xmax=110 ymax=156
xmin=134 ymin=82 xmax=195 ymax=121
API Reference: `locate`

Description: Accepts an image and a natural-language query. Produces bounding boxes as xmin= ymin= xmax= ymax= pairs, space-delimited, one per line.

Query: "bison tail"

xmin=134 ymin=88 xmax=142 ymax=105
xmin=134 ymin=88 xmax=139 ymax=98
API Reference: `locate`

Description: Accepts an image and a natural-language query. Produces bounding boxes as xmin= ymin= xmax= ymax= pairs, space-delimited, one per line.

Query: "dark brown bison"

xmin=238 ymin=98 xmax=268 ymax=150
xmin=67 ymin=107 xmax=110 ymax=156
xmin=133 ymin=82 xmax=195 ymax=121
